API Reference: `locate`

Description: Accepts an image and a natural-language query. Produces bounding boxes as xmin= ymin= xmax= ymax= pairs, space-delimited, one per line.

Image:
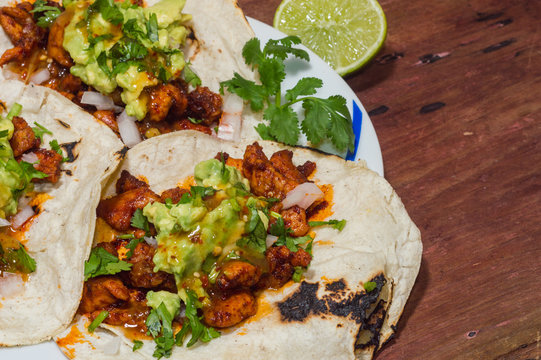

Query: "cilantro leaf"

xmin=32 ymin=122 xmax=52 ymax=141
xmin=15 ymin=246 xmax=36 ymax=273
xmin=131 ymin=208 xmax=150 ymax=234
xmin=265 ymin=104 xmax=299 ymax=145
xmin=190 ymin=186 xmax=216 ymax=199
xmin=88 ymin=0 xmax=123 ymax=25
xmin=84 ymin=247 xmax=131 ymax=280
xmin=263 ymin=36 xmax=309 ymax=61
xmin=258 ymin=57 xmax=285 ymax=96
xmin=6 ymin=103 xmax=22 ymax=120
xmin=308 ymin=219 xmax=347 ymax=231
xmin=133 ymin=340 xmax=143 ymax=351
xmin=183 ymin=65 xmax=201 ymax=87
xmin=220 ymin=73 xmax=267 ymax=111
xmin=242 ymin=38 xmax=264 ymax=67
xmin=146 ymin=13 xmax=159 ymax=43
xmin=96 ymin=52 xmax=111 ymax=77
xmin=237 ymin=207 xmax=267 ymax=253
xmin=301 ymin=97 xmax=330 ymax=146
xmin=49 ymin=140 xmax=69 ymax=162
xmin=149 ymin=303 xmax=175 ymax=359
xmin=0 ymin=130 xmax=8 ymax=138
xmin=175 ymin=290 xmax=220 ymax=347
xmin=6 ymin=159 xmax=48 ymax=183
xmin=285 ymin=77 xmax=322 ymax=102
xmin=31 ymin=0 xmax=61 ymax=28
xmin=254 ymin=123 xmax=274 ymax=141
xmin=125 ymin=237 xmax=144 ymax=260
xmin=292 ymin=266 xmax=304 ymax=282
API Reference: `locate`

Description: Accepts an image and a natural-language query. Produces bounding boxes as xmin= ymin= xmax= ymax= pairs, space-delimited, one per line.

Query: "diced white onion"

xmin=100 ymin=336 xmax=121 ymax=355
xmin=2 ymin=68 xmax=20 ymax=80
xmin=81 ymin=91 xmax=123 ymax=113
xmin=11 ymin=205 xmax=35 ymax=229
xmin=29 ymin=68 xmax=50 ymax=85
xmin=144 ymin=236 xmax=157 ymax=248
xmin=266 ymin=234 xmax=278 ymax=248
xmin=217 ymin=94 xmax=243 ymax=141
xmin=21 ymin=152 xmax=39 ymax=164
xmin=0 ymin=272 xmax=25 ymax=298
xmin=282 ymin=182 xmax=324 ymax=210
xmin=0 ymin=217 xmax=10 ymax=227
xmin=117 ymin=110 xmax=142 ymax=148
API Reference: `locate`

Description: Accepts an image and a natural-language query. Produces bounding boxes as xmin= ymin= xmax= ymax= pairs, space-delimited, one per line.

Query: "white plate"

xmin=0 ymin=16 xmax=384 ymax=360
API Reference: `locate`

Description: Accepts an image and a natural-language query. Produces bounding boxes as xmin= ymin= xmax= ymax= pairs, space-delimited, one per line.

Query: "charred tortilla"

xmin=55 ymin=131 xmax=422 ymax=359
xmin=0 ymin=80 xmax=124 ymax=346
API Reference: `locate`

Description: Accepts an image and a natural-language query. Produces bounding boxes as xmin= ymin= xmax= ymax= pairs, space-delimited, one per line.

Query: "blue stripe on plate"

xmin=346 ymin=101 xmax=363 ymax=161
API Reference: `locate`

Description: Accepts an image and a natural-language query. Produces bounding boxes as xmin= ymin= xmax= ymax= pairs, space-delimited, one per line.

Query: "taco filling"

xmin=83 ymin=142 xmax=342 ymax=356
xmin=0 ymin=102 xmax=65 ymax=278
xmin=0 ymin=0 xmax=224 ymax=143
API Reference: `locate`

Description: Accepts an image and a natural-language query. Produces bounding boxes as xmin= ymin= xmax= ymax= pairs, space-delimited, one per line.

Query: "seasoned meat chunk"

xmin=79 ymin=276 xmax=130 ymax=314
xmin=96 ymin=187 xmax=160 ymax=231
xmin=148 ymin=83 xmax=188 ymax=122
xmin=97 ymin=289 xmax=150 ymax=334
xmin=270 ymin=150 xmax=308 ymax=185
xmin=172 ymin=118 xmax=212 ymax=135
xmin=115 ymin=170 xmax=148 ymax=194
xmin=281 ymin=205 xmax=309 ymax=237
xmin=242 ymin=142 xmax=300 ymax=199
xmin=203 ymin=291 xmax=257 ymax=328
xmin=93 ymin=110 xmax=119 ymax=134
xmin=216 ymin=261 xmax=261 ymax=291
xmin=9 ymin=116 xmax=40 ymax=157
xmin=32 ymin=148 xmax=62 ymax=183
xmin=47 ymin=11 xmax=73 ymax=67
xmin=160 ymin=187 xmax=189 ymax=203
xmin=262 ymin=246 xmax=312 ymax=289
xmin=127 ymin=242 xmax=176 ymax=291
xmin=297 ymin=160 xmax=316 ymax=179
xmin=187 ymin=86 xmax=222 ymax=125
xmin=0 ymin=5 xmax=45 ymax=65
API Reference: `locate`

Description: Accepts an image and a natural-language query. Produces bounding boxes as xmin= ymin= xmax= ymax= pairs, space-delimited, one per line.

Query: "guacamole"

xmin=142 ymin=159 xmax=270 ymax=299
xmin=63 ymin=0 xmax=191 ymax=120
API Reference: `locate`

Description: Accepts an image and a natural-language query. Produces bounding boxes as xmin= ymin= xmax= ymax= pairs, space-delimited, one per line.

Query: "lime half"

xmin=274 ymin=0 xmax=387 ymax=76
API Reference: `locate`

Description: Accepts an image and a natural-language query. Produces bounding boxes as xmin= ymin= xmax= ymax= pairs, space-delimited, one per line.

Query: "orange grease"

xmin=136 ymin=175 xmax=149 ymax=184
xmin=315 ymin=240 xmax=335 ymax=246
xmin=244 ymin=296 xmax=273 ymax=325
xmin=309 ymin=184 xmax=334 ymax=222
xmin=178 ymin=175 xmax=195 ymax=189
xmin=56 ymin=325 xmax=89 ymax=359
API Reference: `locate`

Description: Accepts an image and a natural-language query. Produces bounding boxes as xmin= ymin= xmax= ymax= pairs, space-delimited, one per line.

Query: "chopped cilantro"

xmin=131 ymin=208 xmax=150 ymax=235
xmin=84 ymin=247 xmax=132 ymax=281
xmin=32 ymin=122 xmax=52 ymax=141
xmin=30 ymin=0 xmax=61 ymax=28
xmin=87 ymin=0 xmax=123 ymax=25
xmin=124 ymin=237 xmax=143 ymax=260
xmin=0 ymin=130 xmax=9 ymax=138
xmin=133 ymin=340 xmax=143 ymax=351
xmin=88 ymin=310 xmax=109 ymax=333
xmin=175 ymin=290 xmax=220 ymax=348
xmin=270 ymin=217 xmax=313 ymax=252
xmin=146 ymin=303 xmax=175 ymax=359
xmin=164 ymin=197 xmax=173 ymax=209
xmin=6 ymin=103 xmax=22 ymax=120
xmin=188 ymin=117 xmax=202 ymax=124
xmin=292 ymin=266 xmax=304 ymax=282
xmin=237 ymin=206 xmax=267 ymax=253
xmin=363 ymin=281 xmax=377 ymax=292
xmin=184 ymin=65 xmax=201 ymax=87
xmin=49 ymin=140 xmax=69 ymax=162
xmin=146 ymin=13 xmax=159 ymax=43
xmin=308 ymin=219 xmax=347 ymax=231
xmin=190 ymin=186 xmax=216 ymax=199
xmin=220 ymin=36 xmax=354 ymax=152
xmin=5 ymin=159 xmax=47 ymax=183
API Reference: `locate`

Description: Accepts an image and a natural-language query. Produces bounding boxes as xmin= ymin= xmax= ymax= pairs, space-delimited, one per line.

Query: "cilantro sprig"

xmin=308 ymin=219 xmax=347 ymax=231
xmin=84 ymin=247 xmax=132 ymax=281
xmin=175 ymin=290 xmax=220 ymax=348
xmin=220 ymin=36 xmax=355 ymax=152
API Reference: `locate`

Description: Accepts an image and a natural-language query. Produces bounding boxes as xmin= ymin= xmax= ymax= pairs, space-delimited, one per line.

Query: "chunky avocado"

xmin=62 ymin=0 xmax=191 ymax=119
xmin=146 ymin=290 xmax=181 ymax=317
xmin=194 ymin=159 xmax=250 ymax=191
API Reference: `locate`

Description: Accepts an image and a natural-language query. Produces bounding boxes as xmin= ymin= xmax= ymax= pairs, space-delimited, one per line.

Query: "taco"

xmin=55 ymin=131 xmax=422 ymax=359
xmin=0 ymin=0 xmax=258 ymax=146
xmin=0 ymin=79 xmax=124 ymax=345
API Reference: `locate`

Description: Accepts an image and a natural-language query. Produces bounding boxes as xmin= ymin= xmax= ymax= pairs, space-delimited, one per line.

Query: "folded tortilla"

xmin=56 ymin=131 xmax=422 ymax=359
xmin=0 ymin=80 xmax=125 ymax=345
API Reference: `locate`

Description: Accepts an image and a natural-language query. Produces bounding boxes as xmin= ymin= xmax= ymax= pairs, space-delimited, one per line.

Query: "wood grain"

xmin=237 ymin=0 xmax=541 ymax=359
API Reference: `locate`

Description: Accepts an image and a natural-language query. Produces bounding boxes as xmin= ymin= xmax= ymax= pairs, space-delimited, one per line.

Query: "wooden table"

xmin=237 ymin=1 xmax=541 ymax=359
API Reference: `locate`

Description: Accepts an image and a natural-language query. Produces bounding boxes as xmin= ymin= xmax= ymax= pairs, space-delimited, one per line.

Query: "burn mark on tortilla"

xmin=60 ymin=141 xmax=80 ymax=163
xmin=278 ymin=274 xmax=386 ymax=326
xmin=61 ymin=169 xmax=72 ymax=176
xmin=55 ymin=119 xmax=70 ymax=129
xmin=115 ymin=146 xmax=129 ymax=161
xmin=355 ymin=298 xmax=387 ymax=350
